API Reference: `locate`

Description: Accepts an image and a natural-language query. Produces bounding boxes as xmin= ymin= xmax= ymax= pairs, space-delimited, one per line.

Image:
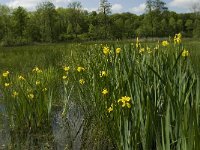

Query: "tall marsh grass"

xmin=71 ymin=36 xmax=200 ymax=149
xmin=0 ymin=67 xmax=60 ymax=132
xmin=0 ymin=36 xmax=200 ymax=149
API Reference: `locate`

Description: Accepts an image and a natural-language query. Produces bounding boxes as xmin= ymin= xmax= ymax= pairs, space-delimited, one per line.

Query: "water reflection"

xmin=0 ymin=104 xmax=11 ymax=149
xmin=0 ymin=102 xmax=84 ymax=150
xmin=53 ymin=101 xmax=84 ymax=150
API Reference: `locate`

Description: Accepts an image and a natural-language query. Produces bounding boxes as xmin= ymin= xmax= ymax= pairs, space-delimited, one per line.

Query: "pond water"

xmin=0 ymin=102 xmax=84 ymax=149
xmin=0 ymin=104 xmax=10 ymax=149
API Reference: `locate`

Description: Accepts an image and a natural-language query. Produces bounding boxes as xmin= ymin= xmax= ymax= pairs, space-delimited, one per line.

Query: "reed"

xmin=71 ymin=35 xmax=200 ymax=149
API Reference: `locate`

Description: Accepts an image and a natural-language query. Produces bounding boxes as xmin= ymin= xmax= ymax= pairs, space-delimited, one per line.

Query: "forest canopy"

xmin=0 ymin=0 xmax=199 ymax=46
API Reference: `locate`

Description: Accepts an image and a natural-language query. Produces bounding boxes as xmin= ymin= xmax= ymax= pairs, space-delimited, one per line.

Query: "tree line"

xmin=0 ymin=0 xmax=199 ymax=46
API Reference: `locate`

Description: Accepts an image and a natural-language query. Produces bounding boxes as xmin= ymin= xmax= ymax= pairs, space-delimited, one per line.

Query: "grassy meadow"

xmin=0 ymin=36 xmax=200 ymax=149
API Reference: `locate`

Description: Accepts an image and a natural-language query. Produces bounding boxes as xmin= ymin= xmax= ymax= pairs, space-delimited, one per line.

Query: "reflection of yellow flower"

xmin=103 ymin=47 xmax=110 ymax=55
xmin=4 ymin=83 xmax=10 ymax=87
xmin=108 ymin=104 xmax=113 ymax=113
xmin=3 ymin=71 xmax=9 ymax=77
xmin=28 ymin=93 xmax=34 ymax=99
xmin=102 ymin=88 xmax=108 ymax=95
xmin=63 ymin=66 xmax=70 ymax=71
xmin=118 ymin=96 xmax=131 ymax=108
xmin=77 ymin=67 xmax=85 ymax=72
xmin=36 ymin=80 xmax=40 ymax=85
xmin=12 ymin=91 xmax=19 ymax=98
xmin=182 ymin=49 xmax=189 ymax=57
xmin=162 ymin=41 xmax=169 ymax=47
xmin=100 ymin=71 xmax=108 ymax=77
xmin=116 ymin=48 xmax=121 ymax=54
xmin=18 ymin=75 xmax=25 ymax=81
xmin=79 ymin=79 xmax=85 ymax=85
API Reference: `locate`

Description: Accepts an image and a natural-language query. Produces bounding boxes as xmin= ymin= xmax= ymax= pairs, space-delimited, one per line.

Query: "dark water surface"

xmin=0 ymin=104 xmax=10 ymax=149
xmin=0 ymin=102 xmax=84 ymax=150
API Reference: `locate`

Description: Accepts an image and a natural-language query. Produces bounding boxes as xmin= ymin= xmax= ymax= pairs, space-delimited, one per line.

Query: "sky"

xmin=0 ymin=0 xmax=199 ymax=14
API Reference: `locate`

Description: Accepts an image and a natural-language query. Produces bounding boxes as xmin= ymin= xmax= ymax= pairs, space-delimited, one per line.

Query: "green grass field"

xmin=0 ymin=38 xmax=200 ymax=149
xmin=0 ymin=39 xmax=199 ymax=73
